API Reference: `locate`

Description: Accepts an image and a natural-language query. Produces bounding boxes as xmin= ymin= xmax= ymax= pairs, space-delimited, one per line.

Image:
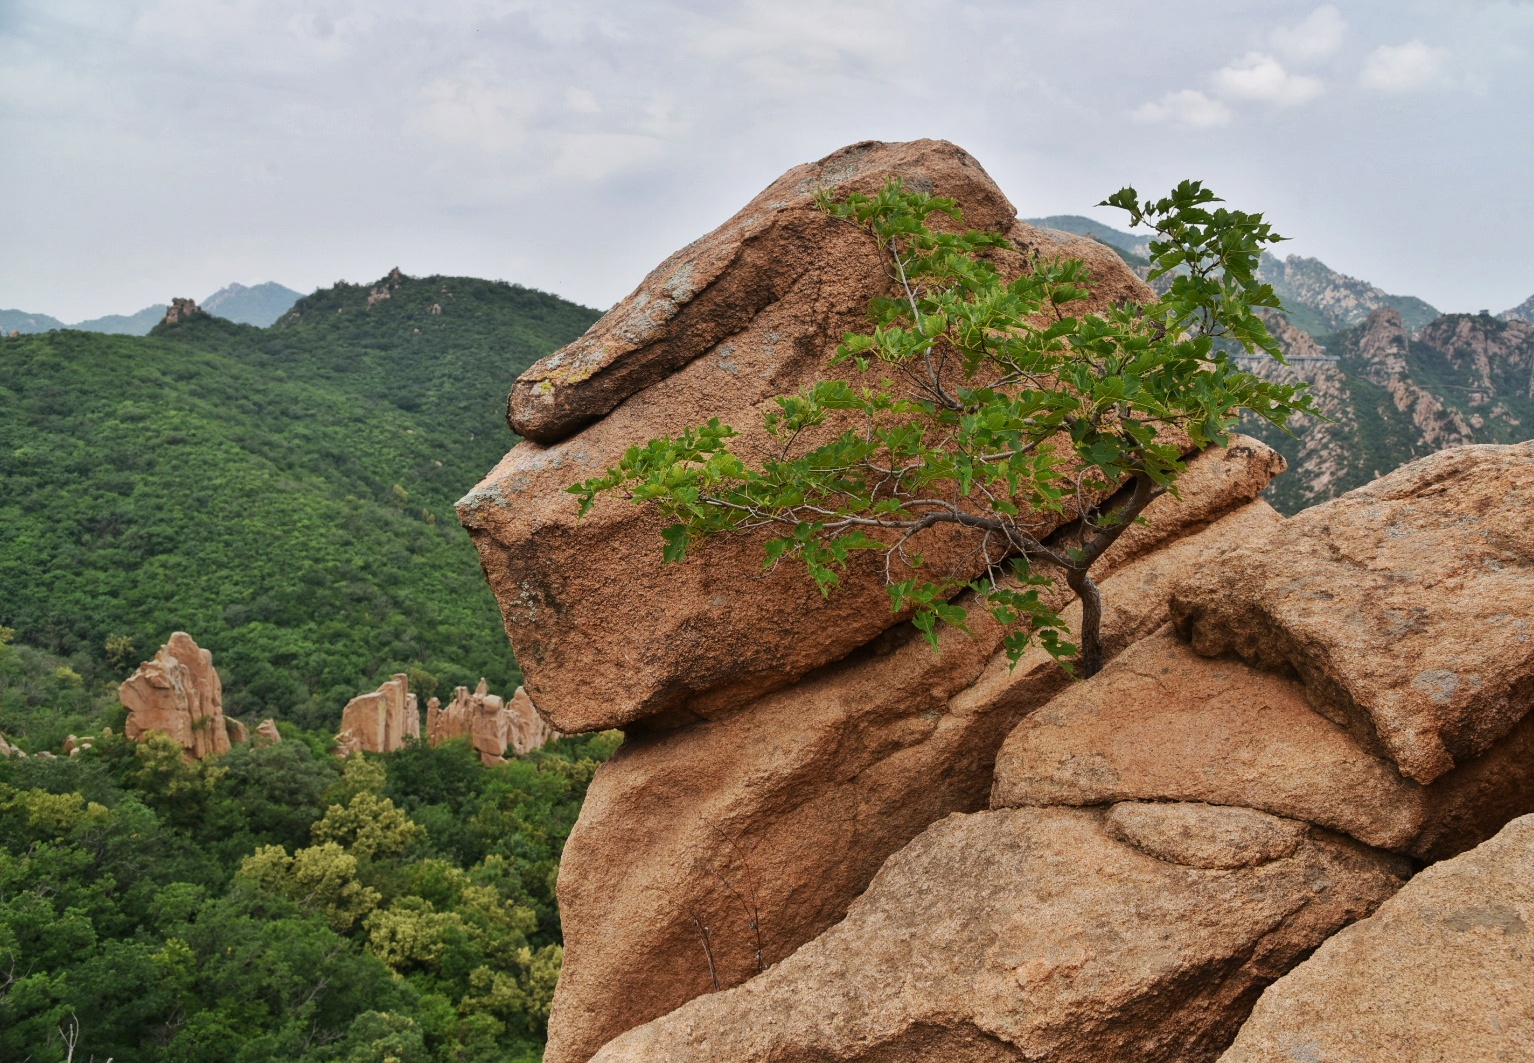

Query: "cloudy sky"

xmin=4 ymin=1 xmax=1532 ymax=321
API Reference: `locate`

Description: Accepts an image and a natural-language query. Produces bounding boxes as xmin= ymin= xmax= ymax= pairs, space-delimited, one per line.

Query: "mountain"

xmin=202 ymin=280 xmax=303 ymax=325
xmin=73 ymin=303 xmax=168 ymax=334
xmin=1025 ymin=214 xmax=1151 ymax=265
xmin=1258 ymin=253 xmax=1439 ymax=336
xmin=0 ymin=281 xmax=299 ymax=336
xmin=0 ymin=269 xmax=600 ymax=728
xmin=1026 ymin=215 xmax=1441 ymax=338
xmin=0 ymin=308 xmax=66 ymax=334
xmin=1242 ymin=308 xmax=1534 ymax=513
xmin=1501 ymin=293 xmax=1534 ymax=325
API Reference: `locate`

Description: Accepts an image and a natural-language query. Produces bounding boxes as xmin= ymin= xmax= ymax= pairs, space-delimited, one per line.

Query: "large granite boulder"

xmin=336 ymin=674 xmax=420 ymax=755
xmin=1221 ymin=813 xmax=1534 ymax=1062
xmin=1169 ymin=442 xmax=1534 ymax=784
xmin=590 ymin=806 xmax=1407 ymax=1063
xmin=545 ymin=443 xmax=1283 ymax=1062
xmin=458 ymin=139 xmax=1155 ymax=734
xmin=119 ymin=632 xmax=231 ymax=760
xmin=992 ymin=629 xmax=1534 ymax=862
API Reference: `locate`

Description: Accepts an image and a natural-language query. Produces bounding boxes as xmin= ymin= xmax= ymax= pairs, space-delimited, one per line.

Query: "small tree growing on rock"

xmin=573 ymin=180 xmax=1313 ymax=676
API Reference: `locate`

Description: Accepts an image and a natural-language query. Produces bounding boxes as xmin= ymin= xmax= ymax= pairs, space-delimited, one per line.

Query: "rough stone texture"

xmin=993 ymin=629 xmax=1534 ymax=862
xmin=0 ymin=731 xmax=20 ymax=757
xmin=254 ymin=718 xmax=281 ymax=744
xmin=507 ymin=685 xmax=560 ymax=757
xmin=545 ymin=467 xmax=1283 ymax=1063
xmin=227 ymin=718 xmax=249 ymax=745
xmin=459 ymin=139 xmax=1157 ymax=734
xmin=119 ymin=632 xmax=231 ymax=760
xmin=591 ymin=806 xmax=1407 ymax=1063
xmin=1104 ymin=802 xmax=1307 ymax=870
xmin=427 ymin=680 xmax=559 ymax=765
xmin=1221 ymin=813 xmax=1534 ymax=1063
xmin=336 ymin=674 xmax=419 ymax=756
xmin=1169 ymin=442 xmax=1534 ymax=784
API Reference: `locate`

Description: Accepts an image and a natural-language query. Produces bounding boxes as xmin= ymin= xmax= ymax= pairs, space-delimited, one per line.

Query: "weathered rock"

xmin=592 ymin=806 xmax=1407 ymax=1063
xmin=1221 ymin=813 xmax=1534 ymax=1063
xmin=1169 ymin=442 xmax=1534 ymax=784
xmin=426 ymin=679 xmax=555 ymax=765
xmin=993 ymin=629 xmax=1534 ymax=861
xmin=0 ymin=731 xmax=20 ymax=757
xmin=336 ymin=674 xmax=419 ymax=755
xmin=1104 ymin=801 xmax=1307 ymax=870
xmin=545 ymin=447 xmax=1283 ymax=1063
xmin=227 ymin=718 xmax=249 ymax=745
xmin=162 ymin=297 xmax=201 ymax=326
xmin=119 ymin=632 xmax=231 ymax=760
xmin=254 ymin=718 xmax=281 ymax=744
xmin=459 ymin=139 xmax=1156 ymax=734
xmin=507 ymin=685 xmax=559 ymax=756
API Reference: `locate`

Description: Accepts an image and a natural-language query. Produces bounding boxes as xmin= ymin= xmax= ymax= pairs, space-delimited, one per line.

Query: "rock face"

xmin=0 ymin=731 xmax=19 ymax=757
xmin=161 ymin=297 xmax=202 ymax=326
xmin=336 ymin=674 xmax=419 ymax=755
xmin=459 ymin=139 xmax=1154 ymax=734
xmin=545 ymin=443 xmax=1283 ymax=1063
xmin=993 ymin=629 xmax=1534 ymax=862
xmin=119 ymin=632 xmax=231 ymax=760
xmin=1169 ymin=441 xmax=1534 ymax=784
xmin=254 ymin=718 xmax=282 ymax=744
xmin=591 ymin=806 xmax=1407 ymax=1063
xmin=426 ymin=680 xmax=559 ymax=765
xmin=1221 ymin=813 xmax=1534 ymax=1062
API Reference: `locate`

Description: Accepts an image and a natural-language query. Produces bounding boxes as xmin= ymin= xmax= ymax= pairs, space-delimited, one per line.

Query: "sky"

xmin=3 ymin=1 xmax=1532 ymax=322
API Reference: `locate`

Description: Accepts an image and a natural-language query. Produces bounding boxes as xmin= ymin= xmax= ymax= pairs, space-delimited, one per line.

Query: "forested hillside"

xmin=0 ymin=632 xmax=618 ymax=1062
xmin=0 ymin=272 xmax=599 ymax=729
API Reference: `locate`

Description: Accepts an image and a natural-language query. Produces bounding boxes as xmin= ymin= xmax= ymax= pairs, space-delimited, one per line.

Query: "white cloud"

xmin=1272 ymin=6 xmax=1346 ymax=62
xmin=1213 ymin=52 xmax=1324 ymax=105
xmin=1133 ymin=89 xmax=1232 ymax=128
xmin=407 ymin=74 xmax=536 ymax=153
xmin=1360 ymin=41 xmax=1449 ymax=92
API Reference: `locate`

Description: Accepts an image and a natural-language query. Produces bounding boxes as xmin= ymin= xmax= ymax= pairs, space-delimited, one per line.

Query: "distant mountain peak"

xmin=1500 ymin=293 xmax=1534 ymax=325
xmin=201 ymin=281 xmax=303 ymax=327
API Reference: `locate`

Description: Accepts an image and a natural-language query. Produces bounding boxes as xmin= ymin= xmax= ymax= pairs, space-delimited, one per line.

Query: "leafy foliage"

xmin=574 ymin=179 xmax=1312 ymax=674
xmin=0 ymin=638 xmax=620 ymax=1062
xmin=0 ymin=274 xmax=598 ymax=728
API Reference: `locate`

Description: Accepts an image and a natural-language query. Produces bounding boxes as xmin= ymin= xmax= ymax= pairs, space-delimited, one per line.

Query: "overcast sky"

xmin=4 ymin=1 xmax=1532 ymax=321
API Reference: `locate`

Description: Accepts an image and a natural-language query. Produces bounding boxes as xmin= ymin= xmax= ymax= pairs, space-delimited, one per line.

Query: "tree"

xmin=572 ymin=179 xmax=1314 ymax=676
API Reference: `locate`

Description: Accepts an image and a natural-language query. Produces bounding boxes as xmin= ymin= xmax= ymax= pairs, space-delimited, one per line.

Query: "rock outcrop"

xmin=592 ymin=806 xmax=1406 ymax=1063
xmin=336 ymin=674 xmax=420 ymax=756
xmin=458 ymin=139 xmax=1154 ymax=735
xmin=458 ymin=137 xmax=1534 ymax=1063
xmin=254 ymin=718 xmax=281 ymax=744
xmin=119 ymin=632 xmax=231 ymax=760
xmin=1221 ymin=813 xmax=1534 ymax=1062
xmin=547 ymin=442 xmax=1284 ymax=1062
xmin=0 ymin=731 xmax=19 ymax=757
xmin=426 ymin=679 xmax=559 ymax=765
xmin=1169 ymin=441 xmax=1534 ymax=784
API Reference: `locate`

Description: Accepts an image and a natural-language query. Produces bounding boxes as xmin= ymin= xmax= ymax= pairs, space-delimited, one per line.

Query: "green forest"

xmin=0 ymin=631 xmax=618 ymax=1061
xmin=0 ymin=273 xmax=599 ymax=728
xmin=0 ymin=271 xmax=611 ymax=1060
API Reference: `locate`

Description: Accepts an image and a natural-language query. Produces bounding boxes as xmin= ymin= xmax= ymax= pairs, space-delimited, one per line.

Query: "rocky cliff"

xmin=1247 ymin=306 xmax=1534 ymax=512
xmin=336 ymin=673 xmax=420 ymax=755
xmin=463 ymin=140 xmax=1534 ymax=1061
xmin=119 ymin=632 xmax=233 ymax=760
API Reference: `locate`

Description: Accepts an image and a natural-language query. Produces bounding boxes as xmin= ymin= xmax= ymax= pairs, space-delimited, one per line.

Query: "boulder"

xmin=459 ymin=139 xmax=1156 ymax=734
xmin=992 ymin=628 xmax=1534 ymax=862
xmin=119 ymin=632 xmax=231 ymax=760
xmin=227 ymin=718 xmax=249 ymax=745
xmin=336 ymin=674 xmax=419 ymax=755
xmin=1169 ymin=442 xmax=1534 ymax=784
xmin=1221 ymin=813 xmax=1534 ymax=1062
xmin=0 ymin=731 xmax=19 ymax=757
xmin=590 ymin=806 xmax=1407 ymax=1063
xmin=545 ymin=443 xmax=1284 ymax=1063
xmin=254 ymin=718 xmax=282 ymax=744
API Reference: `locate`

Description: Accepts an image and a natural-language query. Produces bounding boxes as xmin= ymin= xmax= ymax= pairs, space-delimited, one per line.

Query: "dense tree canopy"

xmin=0 ymin=274 xmax=598 ymax=727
